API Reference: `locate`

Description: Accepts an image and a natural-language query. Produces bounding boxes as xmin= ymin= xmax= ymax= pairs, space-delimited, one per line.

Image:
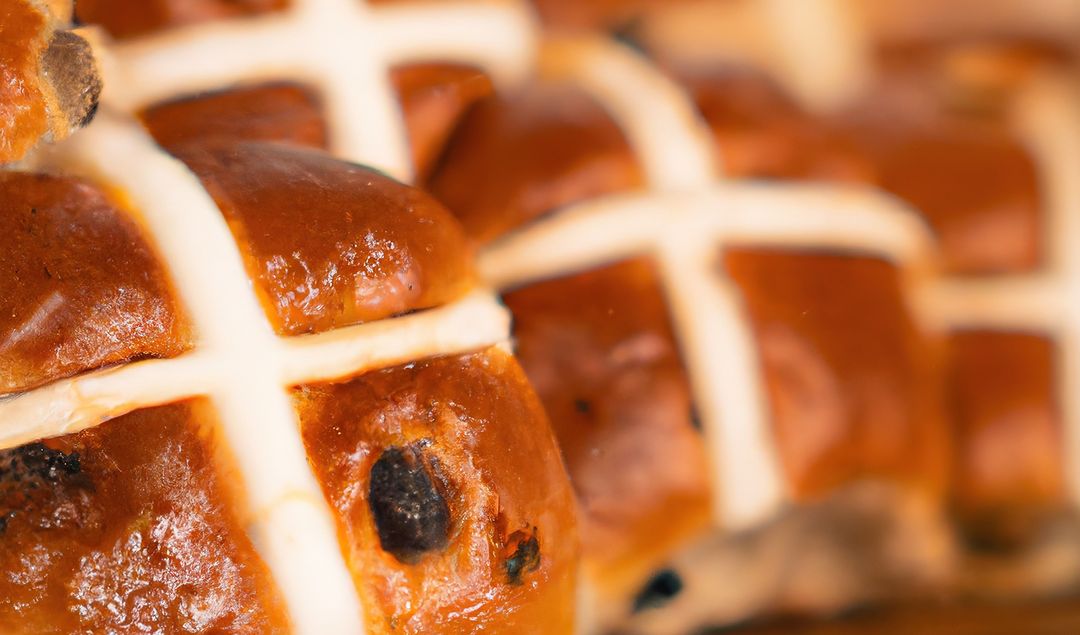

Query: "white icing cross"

xmin=915 ymin=73 xmax=1080 ymax=501
xmin=754 ymin=2 xmax=1080 ymax=506
xmin=5 ymin=1 xmax=536 ymax=632
xmin=14 ymin=112 xmax=510 ymax=634
xmin=99 ymin=0 xmax=537 ymax=182
xmin=524 ymin=16 xmax=1080 ymax=529
xmin=498 ymin=37 xmax=939 ymax=530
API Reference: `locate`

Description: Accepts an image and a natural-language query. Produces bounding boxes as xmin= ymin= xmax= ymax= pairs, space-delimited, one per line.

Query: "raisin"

xmin=368 ymin=442 xmax=451 ymax=563
xmin=504 ymin=530 xmax=541 ymax=585
xmin=633 ymin=569 xmax=683 ymax=612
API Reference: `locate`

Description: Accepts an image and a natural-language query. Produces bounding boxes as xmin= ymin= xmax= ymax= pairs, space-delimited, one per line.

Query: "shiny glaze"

xmin=0 ymin=400 xmax=289 ymax=633
xmin=503 ymin=258 xmax=711 ymax=607
xmin=75 ymin=0 xmax=288 ymax=39
xmin=0 ymin=0 xmax=50 ymax=163
xmin=0 ymin=172 xmax=192 ymax=394
xmin=168 ymin=140 xmax=474 ymax=336
xmin=723 ymin=249 xmax=949 ymax=499
xmin=425 ymin=65 xmax=948 ymax=581
xmin=392 ymin=64 xmax=494 ymax=180
xmin=685 ymin=49 xmax=1059 ymax=538
xmin=294 ymin=348 xmax=578 ymax=634
xmin=141 ymin=83 xmax=329 ymax=151
xmin=140 ymin=63 xmax=488 ymax=180
xmin=428 ymin=82 xmax=644 ymax=243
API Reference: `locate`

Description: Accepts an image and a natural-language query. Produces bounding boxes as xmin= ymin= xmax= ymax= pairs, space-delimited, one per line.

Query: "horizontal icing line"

xmin=100 ymin=0 xmax=544 ymax=181
xmin=0 ymin=293 xmax=510 ymax=452
xmin=1015 ymin=72 xmax=1080 ymax=504
xmin=102 ymin=1 xmax=411 ymax=179
xmin=915 ymin=276 xmax=1064 ymax=332
xmin=540 ymin=36 xmax=719 ymax=190
xmin=373 ymin=1 xmax=538 ymax=86
xmin=103 ymin=15 xmax=303 ymax=111
xmin=280 ymin=290 xmax=511 ymax=385
xmin=709 ymin=184 xmax=936 ymax=260
xmin=0 ymin=354 xmax=213 ymax=451
xmin=41 ymin=113 xmax=366 ymax=634
xmin=480 ymin=184 xmax=935 ymax=289
xmin=480 ymin=193 xmax=663 ymax=289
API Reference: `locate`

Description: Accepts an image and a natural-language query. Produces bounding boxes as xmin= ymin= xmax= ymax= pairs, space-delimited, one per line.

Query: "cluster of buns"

xmin=1 ymin=0 xmax=1079 ymax=634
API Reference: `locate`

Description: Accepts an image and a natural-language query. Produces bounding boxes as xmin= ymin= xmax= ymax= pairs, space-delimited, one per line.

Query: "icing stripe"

xmin=911 ymin=73 xmax=1080 ymax=503
xmin=374 ymin=1 xmax=536 ymax=87
xmin=513 ymin=36 xmax=943 ymax=529
xmin=43 ymin=113 xmax=366 ymax=634
xmin=537 ymin=38 xmax=777 ymax=527
xmin=1009 ymin=74 xmax=1080 ymax=502
xmin=540 ymin=37 xmax=719 ymax=190
xmin=481 ymin=186 xmax=935 ymax=290
xmin=0 ymin=291 xmax=510 ymax=451
xmin=479 ymin=181 xmax=934 ymax=527
xmin=760 ymin=0 xmax=872 ymax=110
xmin=102 ymin=0 xmax=536 ymax=182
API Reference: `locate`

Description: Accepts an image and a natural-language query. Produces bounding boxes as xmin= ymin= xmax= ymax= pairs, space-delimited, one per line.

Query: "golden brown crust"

xmin=428 ymin=82 xmax=643 ymax=243
xmin=833 ymin=95 xmax=1042 ymax=275
xmin=723 ymin=250 xmax=950 ymax=500
xmin=0 ymin=0 xmax=51 ymax=163
xmin=75 ymin=0 xmax=288 ymax=39
xmin=503 ymin=258 xmax=711 ymax=606
xmin=141 ymin=83 xmax=329 ymax=151
xmin=0 ymin=171 xmax=192 ymax=394
xmin=676 ymin=64 xmax=871 ymax=182
xmin=169 ymin=140 xmax=475 ymax=336
xmin=392 ymin=64 xmax=494 ymax=180
xmin=830 ymin=43 xmax=1059 ymax=542
xmin=0 ymin=400 xmax=290 ymax=633
xmin=295 ymin=348 xmax=578 ymax=634
xmin=139 ymin=65 xmax=490 ymax=180
xmin=678 ymin=55 xmax=1043 ymax=276
xmin=948 ymin=332 xmax=1065 ymax=545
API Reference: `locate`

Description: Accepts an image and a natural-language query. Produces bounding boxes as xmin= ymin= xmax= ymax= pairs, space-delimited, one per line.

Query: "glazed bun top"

xmin=0 ymin=8 xmax=580 ymax=630
xmin=0 ymin=171 xmax=192 ymax=394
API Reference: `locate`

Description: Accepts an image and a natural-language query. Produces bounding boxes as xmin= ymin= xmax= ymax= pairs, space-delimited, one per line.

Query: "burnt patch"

xmin=504 ymin=529 xmax=541 ymax=585
xmin=633 ymin=568 xmax=683 ymax=612
xmin=0 ymin=443 xmax=81 ymax=484
xmin=0 ymin=442 xmax=87 ymax=534
xmin=368 ymin=442 xmax=451 ymax=563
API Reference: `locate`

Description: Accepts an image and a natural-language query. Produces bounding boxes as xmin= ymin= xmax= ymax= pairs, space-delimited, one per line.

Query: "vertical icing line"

xmin=372 ymin=0 xmax=539 ymax=88
xmin=654 ymin=194 xmax=782 ymax=529
xmin=759 ymin=0 xmax=872 ymax=111
xmin=40 ymin=113 xmax=367 ymax=635
xmin=536 ymin=34 xmax=783 ymax=527
xmin=293 ymin=0 xmax=413 ymax=180
xmin=1013 ymin=71 xmax=1080 ymax=502
xmin=100 ymin=0 xmax=548 ymax=181
xmin=539 ymin=36 xmax=720 ymax=189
